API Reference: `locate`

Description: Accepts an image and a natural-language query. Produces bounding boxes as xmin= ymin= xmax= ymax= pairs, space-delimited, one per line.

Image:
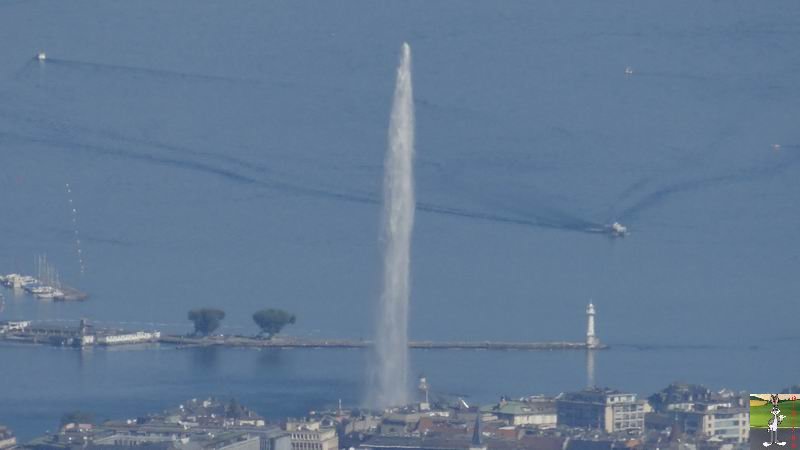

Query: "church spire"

xmin=470 ymin=414 xmax=486 ymax=450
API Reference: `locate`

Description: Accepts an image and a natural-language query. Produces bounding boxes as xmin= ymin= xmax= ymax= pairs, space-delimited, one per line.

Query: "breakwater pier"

xmin=158 ymin=335 xmax=607 ymax=351
xmin=0 ymin=303 xmax=607 ymax=350
xmin=0 ymin=322 xmax=606 ymax=351
xmin=0 ymin=320 xmax=159 ymax=347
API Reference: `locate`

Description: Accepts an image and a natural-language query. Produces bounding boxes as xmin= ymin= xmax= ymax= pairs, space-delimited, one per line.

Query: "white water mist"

xmin=370 ymin=42 xmax=415 ymax=409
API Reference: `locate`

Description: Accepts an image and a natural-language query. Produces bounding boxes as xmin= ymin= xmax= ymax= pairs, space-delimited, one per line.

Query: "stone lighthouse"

xmin=586 ymin=302 xmax=600 ymax=349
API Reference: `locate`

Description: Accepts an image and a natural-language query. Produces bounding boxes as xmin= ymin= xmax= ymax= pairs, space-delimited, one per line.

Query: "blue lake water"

xmin=1 ymin=0 xmax=799 ymax=441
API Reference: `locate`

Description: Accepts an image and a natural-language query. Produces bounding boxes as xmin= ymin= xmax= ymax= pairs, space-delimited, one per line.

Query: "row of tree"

xmin=187 ymin=308 xmax=296 ymax=339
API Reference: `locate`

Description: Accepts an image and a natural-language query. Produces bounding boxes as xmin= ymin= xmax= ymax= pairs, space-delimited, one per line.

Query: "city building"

xmin=468 ymin=415 xmax=486 ymax=450
xmin=556 ymin=388 xmax=648 ymax=433
xmin=93 ymin=432 xmax=186 ymax=447
xmin=357 ymin=436 xmax=466 ymax=450
xmin=285 ymin=423 xmax=337 ymax=450
xmin=378 ymin=412 xmax=421 ymax=435
xmin=0 ymin=426 xmax=16 ymax=450
xmin=175 ymin=432 xmax=261 ymax=450
xmin=648 ymin=383 xmax=714 ymax=412
xmin=479 ymin=398 xmax=556 ymax=427
xmin=246 ymin=429 xmax=291 ymax=450
xmin=685 ymin=404 xmax=748 ymax=443
xmin=647 ymin=384 xmax=749 ymax=443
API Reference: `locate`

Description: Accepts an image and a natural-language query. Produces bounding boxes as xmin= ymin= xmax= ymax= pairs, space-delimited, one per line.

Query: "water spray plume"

xmin=369 ymin=42 xmax=415 ymax=409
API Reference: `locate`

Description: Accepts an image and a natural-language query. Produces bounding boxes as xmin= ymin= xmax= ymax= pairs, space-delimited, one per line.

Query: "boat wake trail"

xmin=416 ymin=202 xmax=606 ymax=234
xmin=0 ymin=123 xmax=607 ymax=235
xmin=616 ymin=146 xmax=800 ymax=222
xmin=440 ymin=183 xmax=608 ymax=234
xmin=40 ymin=57 xmax=256 ymax=85
xmin=9 ymin=59 xmax=38 ymax=81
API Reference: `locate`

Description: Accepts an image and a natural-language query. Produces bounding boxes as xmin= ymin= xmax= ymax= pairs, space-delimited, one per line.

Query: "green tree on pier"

xmin=188 ymin=308 xmax=226 ymax=336
xmin=252 ymin=308 xmax=296 ymax=339
xmin=226 ymin=398 xmax=246 ymax=419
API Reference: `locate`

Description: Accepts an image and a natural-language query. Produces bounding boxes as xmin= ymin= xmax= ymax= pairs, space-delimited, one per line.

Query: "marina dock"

xmin=0 ymin=273 xmax=88 ymax=301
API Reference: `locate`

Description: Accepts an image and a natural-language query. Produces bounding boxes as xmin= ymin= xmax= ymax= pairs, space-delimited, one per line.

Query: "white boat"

xmin=610 ymin=222 xmax=628 ymax=236
xmin=3 ymin=274 xmax=37 ymax=289
xmin=37 ymin=51 xmax=47 ymax=61
xmin=22 ymin=282 xmax=40 ymax=293
xmin=624 ymin=66 xmax=634 ymax=75
xmin=30 ymin=285 xmax=59 ymax=298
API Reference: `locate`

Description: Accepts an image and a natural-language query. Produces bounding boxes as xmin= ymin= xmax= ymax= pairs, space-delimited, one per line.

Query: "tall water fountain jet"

xmin=370 ymin=42 xmax=415 ymax=409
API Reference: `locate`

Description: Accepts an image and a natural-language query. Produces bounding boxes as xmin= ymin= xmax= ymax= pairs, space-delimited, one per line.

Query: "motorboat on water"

xmin=37 ymin=51 xmax=47 ymax=61
xmin=610 ymin=222 xmax=628 ymax=236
